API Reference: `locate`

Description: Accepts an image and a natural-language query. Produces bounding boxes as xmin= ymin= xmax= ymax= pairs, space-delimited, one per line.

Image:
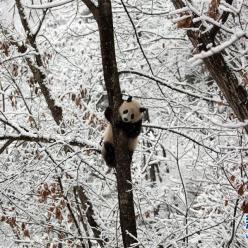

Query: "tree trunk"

xmin=96 ymin=1 xmax=138 ymax=247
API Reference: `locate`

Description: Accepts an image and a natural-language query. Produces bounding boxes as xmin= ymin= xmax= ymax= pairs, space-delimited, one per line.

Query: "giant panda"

xmin=102 ymin=96 xmax=146 ymax=168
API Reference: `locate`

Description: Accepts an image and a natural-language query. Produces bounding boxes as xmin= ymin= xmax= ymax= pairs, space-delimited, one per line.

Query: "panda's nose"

xmin=124 ymin=118 xmax=128 ymax=122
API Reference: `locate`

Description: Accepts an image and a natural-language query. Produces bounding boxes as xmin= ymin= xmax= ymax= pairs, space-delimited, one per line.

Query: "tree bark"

xmin=171 ymin=0 xmax=248 ymax=133
xmin=95 ymin=1 xmax=138 ymax=247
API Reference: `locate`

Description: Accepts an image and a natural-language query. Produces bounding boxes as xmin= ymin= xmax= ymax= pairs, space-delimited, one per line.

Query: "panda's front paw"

xmin=104 ymin=107 xmax=113 ymax=122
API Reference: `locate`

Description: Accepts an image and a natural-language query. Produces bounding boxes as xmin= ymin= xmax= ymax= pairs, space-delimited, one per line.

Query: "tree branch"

xmin=0 ymin=133 xmax=100 ymax=152
xmin=81 ymin=0 xmax=99 ymax=20
xmin=209 ymin=0 xmax=234 ymax=40
xmin=74 ymin=186 xmax=105 ymax=248
xmin=0 ymin=140 xmax=14 ymax=154
xmin=15 ymin=0 xmax=63 ymax=125
xmin=120 ymin=0 xmax=154 ymax=74
xmin=119 ymin=70 xmax=226 ymax=105
xmin=143 ymin=124 xmax=221 ymax=154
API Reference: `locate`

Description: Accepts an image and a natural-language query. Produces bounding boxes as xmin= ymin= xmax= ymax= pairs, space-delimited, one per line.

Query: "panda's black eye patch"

xmin=131 ymin=114 xmax=134 ymax=119
xmin=123 ymin=110 xmax=128 ymax=114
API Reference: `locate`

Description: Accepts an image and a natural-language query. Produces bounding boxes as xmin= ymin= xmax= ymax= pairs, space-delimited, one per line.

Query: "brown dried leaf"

xmin=208 ymin=0 xmax=220 ymax=20
xmin=230 ymin=175 xmax=236 ymax=182
xmin=23 ymin=229 xmax=30 ymax=238
xmin=241 ymin=201 xmax=248 ymax=213
xmin=55 ymin=207 xmax=63 ymax=223
xmin=238 ymin=184 xmax=245 ymax=196
xmin=67 ymin=213 xmax=73 ymax=223
xmin=0 ymin=42 xmax=10 ymax=56
xmin=46 ymin=224 xmax=53 ymax=234
xmin=75 ymin=96 xmax=81 ymax=107
xmin=12 ymin=64 xmax=19 ymax=77
xmin=177 ymin=13 xmax=193 ymax=29
xmin=144 ymin=211 xmax=150 ymax=218
xmin=0 ymin=215 xmax=6 ymax=222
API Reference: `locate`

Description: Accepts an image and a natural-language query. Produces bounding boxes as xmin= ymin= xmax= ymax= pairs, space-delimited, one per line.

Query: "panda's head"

xmin=119 ymin=96 xmax=146 ymax=123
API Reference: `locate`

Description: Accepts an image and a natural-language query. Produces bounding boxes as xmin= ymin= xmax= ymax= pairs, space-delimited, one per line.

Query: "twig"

xmin=119 ymin=70 xmax=226 ymax=105
xmin=143 ymin=123 xmax=221 ymax=154
xmin=120 ymin=0 xmax=154 ymax=75
xmin=227 ymin=199 xmax=240 ymax=248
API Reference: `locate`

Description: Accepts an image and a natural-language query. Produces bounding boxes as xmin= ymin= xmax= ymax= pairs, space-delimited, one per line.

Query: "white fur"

xmin=118 ymin=99 xmax=142 ymax=123
xmin=103 ymin=124 xmax=138 ymax=151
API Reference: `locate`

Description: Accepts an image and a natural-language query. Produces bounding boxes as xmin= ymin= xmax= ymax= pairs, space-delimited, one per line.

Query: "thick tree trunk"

xmin=96 ymin=1 xmax=138 ymax=247
xmin=171 ymin=0 xmax=248 ymax=133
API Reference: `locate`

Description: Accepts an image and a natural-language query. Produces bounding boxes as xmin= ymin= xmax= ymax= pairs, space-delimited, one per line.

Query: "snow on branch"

xmin=220 ymin=0 xmax=242 ymax=14
xmin=205 ymin=117 xmax=248 ymax=129
xmin=119 ymin=70 xmax=226 ymax=105
xmin=169 ymin=7 xmax=189 ymax=15
xmin=24 ymin=0 xmax=75 ymax=9
xmin=193 ymin=15 xmax=233 ymax=34
xmin=0 ymin=132 xmax=100 ymax=152
xmin=189 ymin=31 xmax=247 ymax=65
xmin=143 ymin=123 xmax=220 ymax=154
xmin=0 ymin=49 xmax=37 ymax=65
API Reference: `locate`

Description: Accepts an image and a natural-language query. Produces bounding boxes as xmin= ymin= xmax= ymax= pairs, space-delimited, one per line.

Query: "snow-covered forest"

xmin=0 ymin=0 xmax=248 ymax=247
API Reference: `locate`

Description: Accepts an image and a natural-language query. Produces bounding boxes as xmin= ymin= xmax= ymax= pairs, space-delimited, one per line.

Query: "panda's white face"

xmin=119 ymin=99 xmax=146 ymax=123
xmin=121 ymin=108 xmax=136 ymax=123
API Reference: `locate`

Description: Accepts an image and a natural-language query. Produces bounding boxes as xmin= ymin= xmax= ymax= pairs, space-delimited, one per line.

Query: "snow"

xmin=24 ymin=0 xmax=76 ymax=9
xmin=189 ymin=31 xmax=247 ymax=64
xmin=1 ymin=0 xmax=248 ymax=247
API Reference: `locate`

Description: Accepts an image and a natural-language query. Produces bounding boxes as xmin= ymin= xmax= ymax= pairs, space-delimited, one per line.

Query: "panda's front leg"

xmin=103 ymin=141 xmax=116 ymax=168
xmin=104 ymin=107 xmax=113 ymax=122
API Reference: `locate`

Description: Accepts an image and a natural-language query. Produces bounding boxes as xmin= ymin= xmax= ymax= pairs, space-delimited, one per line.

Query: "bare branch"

xmin=119 ymin=70 xmax=226 ymax=105
xmin=81 ymin=0 xmax=99 ymax=20
xmin=143 ymin=124 xmax=221 ymax=154
xmin=120 ymin=0 xmax=154 ymax=74
xmin=0 ymin=140 xmax=14 ymax=154
xmin=33 ymin=9 xmax=48 ymax=39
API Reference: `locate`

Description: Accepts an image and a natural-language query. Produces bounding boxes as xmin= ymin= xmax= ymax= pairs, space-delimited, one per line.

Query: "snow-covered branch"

xmin=0 ymin=132 xmax=100 ymax=152
xmin=189 ymin=31 xmax=247 ymax=64
xmin=24 ymin=0 xmax=76 ymax=9
xmin=119 ymin=70 xmax=226 ymax=105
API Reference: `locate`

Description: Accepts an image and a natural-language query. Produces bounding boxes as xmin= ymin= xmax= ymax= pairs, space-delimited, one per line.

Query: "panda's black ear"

xmin=127 ymin=96 xmax=132 ymax=102
xmin=140 ymin=107 xmax=147 ymax=113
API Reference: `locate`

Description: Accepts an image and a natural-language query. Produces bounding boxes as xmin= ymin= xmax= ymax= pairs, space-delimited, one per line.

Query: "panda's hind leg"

xmin=103 ymin=142 xmax=116 ymax=168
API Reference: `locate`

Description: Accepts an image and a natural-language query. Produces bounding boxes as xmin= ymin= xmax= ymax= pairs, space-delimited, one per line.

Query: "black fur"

xmin=103 ymin=142 xmax=116 ymax=168
xmin=127 ymin=96 xmax=132 ymax=102
xmin=104 ymin=107 xmax=113 ymax=122
xmin=140 ymin=107 xmax=146 ymax=113
xmin=116 ymin=119 xmax=142 ymax=138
